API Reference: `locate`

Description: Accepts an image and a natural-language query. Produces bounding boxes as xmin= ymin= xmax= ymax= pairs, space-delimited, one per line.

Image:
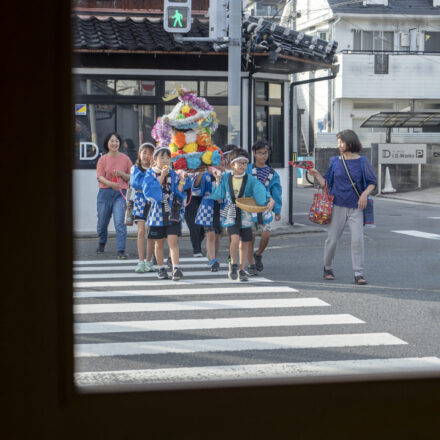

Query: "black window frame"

xmin=73 ymin=75 xmax=229 ymax=167
xmin=254 ymin=80 xmax=284 ymax=168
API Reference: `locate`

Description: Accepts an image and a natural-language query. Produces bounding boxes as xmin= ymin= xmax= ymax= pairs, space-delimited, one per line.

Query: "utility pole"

xmin=227 ymin=0 xmax=242 ymax=145
xmin=169 ymin=1 xmax=241 ymax=145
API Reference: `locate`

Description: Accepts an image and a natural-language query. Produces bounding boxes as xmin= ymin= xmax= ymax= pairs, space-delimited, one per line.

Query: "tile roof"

xmin=328 ymin=0 xmax=440 ymax=15
xmin=73 ymin=16 xmax=211 ymax=52
xmin=73 ymin=15 xmax=338 ymax=71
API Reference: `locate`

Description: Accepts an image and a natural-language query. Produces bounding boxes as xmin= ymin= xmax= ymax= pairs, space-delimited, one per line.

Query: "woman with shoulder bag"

xmin=308 ymin=130 xmax=377 ymax=285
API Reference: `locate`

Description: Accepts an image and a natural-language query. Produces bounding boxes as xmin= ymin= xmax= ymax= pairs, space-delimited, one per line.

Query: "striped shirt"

xmin=254 ymin=165 xmax=271 ymax=184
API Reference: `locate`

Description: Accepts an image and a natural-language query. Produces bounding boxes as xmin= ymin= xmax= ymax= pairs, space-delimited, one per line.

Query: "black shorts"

xmin=148 ymin=222 xmax=181 ymax=239
xmin=227 ymin=225 xmax=253 ymax=242
xmin=204 ymin=224 xmax=223 ymax=235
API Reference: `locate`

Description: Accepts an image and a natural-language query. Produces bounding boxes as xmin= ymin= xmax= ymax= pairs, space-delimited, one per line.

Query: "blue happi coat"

xmin=142 ymin=168 xmax=185 ymax=226
xmin=246 ymin=163 xmax=282 ymax=224
xmin=192 ymin=172 xmax=224 ymax=227
xmin=130 ymin=165 xmax=149 ymax=218
xmin=210 ymin=172 xmax=267 ymax=228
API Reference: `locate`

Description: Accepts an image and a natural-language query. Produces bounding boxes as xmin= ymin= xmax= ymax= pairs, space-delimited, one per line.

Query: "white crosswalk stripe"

xmin=74 ymin=277 xmax=272 ymax=288
xmin=74 ymin=263 xmax=228 ymax=272
xmin=74 ymin=270 xmax=234 ymax=280
xmin=74 ymin=258 xmax=440 ymax=386
xmin=75 ymin=314 xmax=364 ymax=334
xmin=73 ymin=257 xmax=209 ymax=265
xmin=74 ymin=285 xmax=297 ymax=298
xmin=391 ymin=230 xmax=440 ymax=240
xmin=74 ymin=298 xmax=329 ymax=314
xmin=75 ymin=333 xmax=406 ymax=357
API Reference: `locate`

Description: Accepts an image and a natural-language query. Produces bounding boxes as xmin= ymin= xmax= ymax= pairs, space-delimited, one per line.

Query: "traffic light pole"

xmin=227 ymin=0 xmax=242 ymax=146
xmin=172 ymin=1 xmax=242 ymax=146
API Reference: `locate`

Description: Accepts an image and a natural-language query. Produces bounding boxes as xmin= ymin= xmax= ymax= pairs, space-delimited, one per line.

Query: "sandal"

xmin=354 ymin=275 xmax=367 ymax=285
xmin=323 ymin=268 xmax=335 ymax=280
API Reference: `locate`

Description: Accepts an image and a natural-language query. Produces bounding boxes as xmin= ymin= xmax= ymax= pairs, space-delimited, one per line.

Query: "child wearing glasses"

xmin=246 ymin=140 xmax=282 ymax=275
xmin=210 ymin=148 xmax=267 ymax=282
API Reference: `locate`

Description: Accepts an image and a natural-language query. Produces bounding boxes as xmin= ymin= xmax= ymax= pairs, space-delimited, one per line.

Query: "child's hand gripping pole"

xmin=175 ymin=169 xmax=188 ymax=180
xmin=208 ymin=166 xmax=222 ymax=178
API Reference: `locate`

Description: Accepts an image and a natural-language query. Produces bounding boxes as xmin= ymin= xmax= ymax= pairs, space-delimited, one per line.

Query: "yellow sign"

xmin=75 ymin=104 xmax=87 ymax=115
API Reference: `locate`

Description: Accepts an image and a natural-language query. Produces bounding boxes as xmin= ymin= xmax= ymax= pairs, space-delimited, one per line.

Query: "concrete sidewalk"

xmin=378 ymin=186 xmax=440 ymax=205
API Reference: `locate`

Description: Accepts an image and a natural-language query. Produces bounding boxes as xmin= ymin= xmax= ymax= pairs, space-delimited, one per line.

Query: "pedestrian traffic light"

xmin=164 ymin=0 xmax=192 ymax=33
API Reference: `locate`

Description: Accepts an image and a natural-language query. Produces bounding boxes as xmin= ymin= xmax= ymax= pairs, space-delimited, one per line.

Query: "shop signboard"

xmin=378 ymin=144 xmax=427 ymax=164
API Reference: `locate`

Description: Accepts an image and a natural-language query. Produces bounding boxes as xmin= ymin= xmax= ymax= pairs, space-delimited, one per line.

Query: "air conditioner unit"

xmin=400 ymin=32 xmax=410 ymax=47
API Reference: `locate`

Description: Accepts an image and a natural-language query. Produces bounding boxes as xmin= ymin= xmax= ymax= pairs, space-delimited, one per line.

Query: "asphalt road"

xmin=73 ymin=187 xmax=440 ymax=388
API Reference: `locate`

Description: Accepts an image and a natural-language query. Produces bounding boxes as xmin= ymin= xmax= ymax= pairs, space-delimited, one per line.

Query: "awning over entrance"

xmin=361 ymin=112 xmax=440 ymax=129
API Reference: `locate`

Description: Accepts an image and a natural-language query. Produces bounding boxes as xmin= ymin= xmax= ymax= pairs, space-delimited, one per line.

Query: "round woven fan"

xmin=236 ymin=197 xmax=268 ymax=213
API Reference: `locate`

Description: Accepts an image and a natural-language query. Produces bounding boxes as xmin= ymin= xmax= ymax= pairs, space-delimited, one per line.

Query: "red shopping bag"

xmin=308 ymin=185 xmax=334 ymax=225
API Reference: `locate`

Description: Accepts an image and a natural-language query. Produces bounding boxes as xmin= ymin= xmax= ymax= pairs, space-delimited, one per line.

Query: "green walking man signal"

xmin=171 ymin=9 xmax=184 ymax=27
xmin=164 ymin=0 xmax=192 ymax=33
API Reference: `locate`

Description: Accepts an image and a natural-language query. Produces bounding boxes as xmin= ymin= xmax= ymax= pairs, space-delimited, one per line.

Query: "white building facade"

xmin=294 ymin=0 xmax=440 ymax=151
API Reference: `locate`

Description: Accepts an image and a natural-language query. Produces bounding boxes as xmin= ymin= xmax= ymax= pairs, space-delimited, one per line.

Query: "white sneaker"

xmin=135 ymin=261 xmax=146 ymax=273
xmin=193 ymin=253 xmax=204 ymax=257
xmin=144 ymin=260 xmax=154 ymax=272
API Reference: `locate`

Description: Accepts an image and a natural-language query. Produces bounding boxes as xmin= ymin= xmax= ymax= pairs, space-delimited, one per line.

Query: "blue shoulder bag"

xmin=339 ymin=155 xmax=375 ymax=227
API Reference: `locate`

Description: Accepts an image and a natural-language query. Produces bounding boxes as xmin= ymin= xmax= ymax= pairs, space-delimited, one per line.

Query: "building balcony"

xmin=334 ymin=51 xmax=440 ymax=100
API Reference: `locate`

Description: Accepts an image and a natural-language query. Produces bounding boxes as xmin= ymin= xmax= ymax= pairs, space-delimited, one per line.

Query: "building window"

xmin=115 ymin=80 xmax=156 ymax=96
xmin=74 ymin=103 xmax=157 ymax=167
xmin=254 ymin=81 xmax=284 ymax=167
xmin=374 ymin=54 xmax=389 ymax=74
xmin=424 ymin=32 xmax=440 ymax=52
xmin=251 ymin=3 xmax=278 ymax=17
xmin=74 ymin=77 xmax=229 ymax=169
xmin=199 ymin=81 xmax=228 ymax=97
xmin=165 ymin=80 xmax=198 ymax=95
xmin=353 ymin=31 xmax=394 ymax=51
xmin=353 ymin=102 xmax=394 ymax=110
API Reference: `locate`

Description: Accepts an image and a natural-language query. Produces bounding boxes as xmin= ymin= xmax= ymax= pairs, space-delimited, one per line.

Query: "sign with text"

xmin=378 ymin=144 xmax=427 ymax=164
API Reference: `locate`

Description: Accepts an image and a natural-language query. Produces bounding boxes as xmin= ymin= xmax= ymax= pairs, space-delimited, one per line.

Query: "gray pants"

xmin=323 ymin=205 xmax=364 ymax=277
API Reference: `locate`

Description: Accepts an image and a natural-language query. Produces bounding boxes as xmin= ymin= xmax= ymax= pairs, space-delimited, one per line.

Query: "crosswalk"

xmin=391 ymin=230 xmax=440 ymax=240
xmin=74 ymin=257 xmax=440 ymax=387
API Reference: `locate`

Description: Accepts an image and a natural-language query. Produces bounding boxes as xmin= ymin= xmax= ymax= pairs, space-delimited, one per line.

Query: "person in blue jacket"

xmin=246 ymin=140 xmax=282 ymax=276
xmin=142 ymin=147 xmax=186 ymax=281
xmin=308 ymin=130 xmax=377 ymax=285
xmin=210 ymin=148 xmax=267 ymax=282
xmin=130 ymin=143 xmax=156 ymax=273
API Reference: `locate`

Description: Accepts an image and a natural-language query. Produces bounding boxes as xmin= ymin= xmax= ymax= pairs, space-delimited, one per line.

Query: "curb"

xmin=376 ymin=194 xmax=440 ymax=206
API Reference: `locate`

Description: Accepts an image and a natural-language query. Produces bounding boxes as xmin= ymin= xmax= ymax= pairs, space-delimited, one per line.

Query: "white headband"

xmin=153 ymin=146 xmax=171 ymax=158
xmin=139 ymin=142 xmax=155 ymax=151
xmin=230 ymin=156 xmax=249 ymax=164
